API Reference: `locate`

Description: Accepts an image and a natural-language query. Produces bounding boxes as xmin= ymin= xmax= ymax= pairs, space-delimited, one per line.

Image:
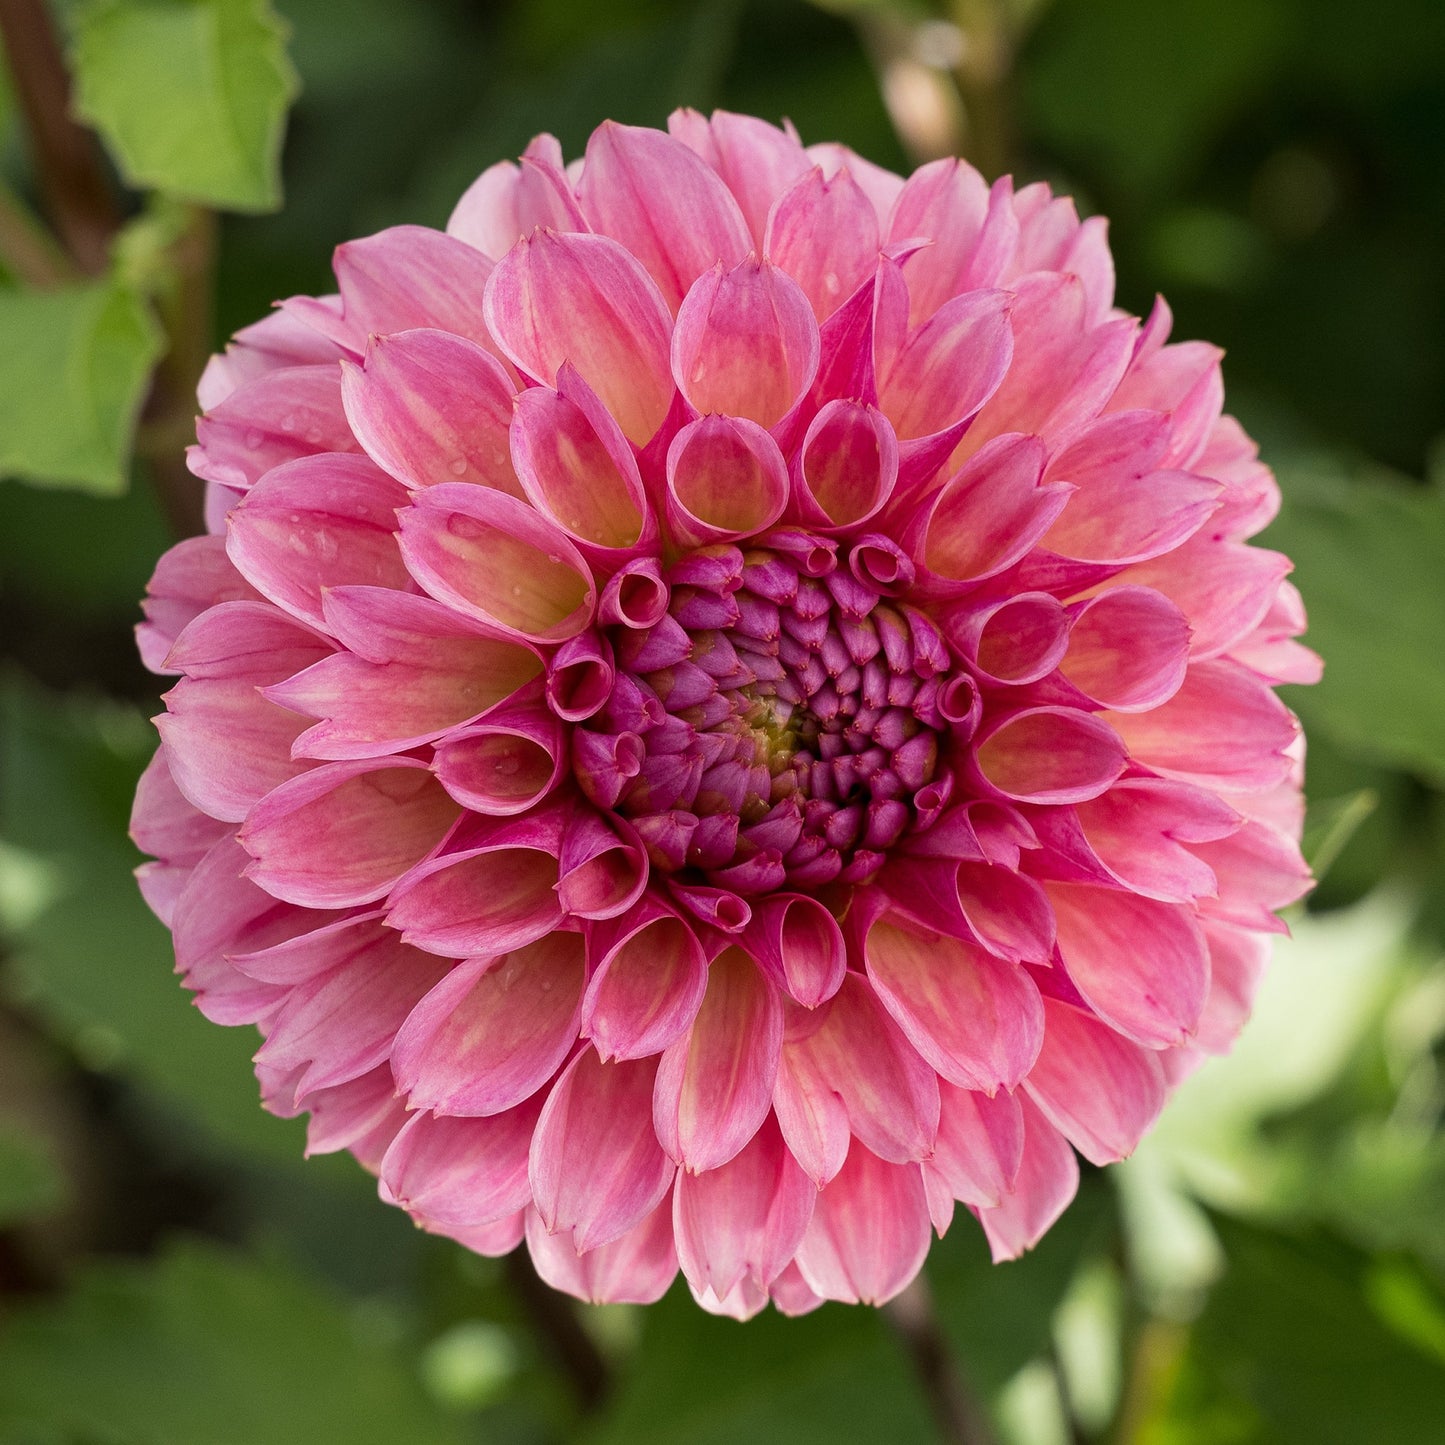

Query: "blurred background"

xmin=1 ymin=1 xmax=1443 ymax=1440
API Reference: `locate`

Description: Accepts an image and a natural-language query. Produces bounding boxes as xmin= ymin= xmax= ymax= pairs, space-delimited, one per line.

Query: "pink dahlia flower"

xmin=131 ymin=113 xmax=1319 ymax=1317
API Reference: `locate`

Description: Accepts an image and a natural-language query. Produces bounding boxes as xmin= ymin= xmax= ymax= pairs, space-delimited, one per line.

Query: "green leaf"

xmin=1264 ymin=475 xmax=1445 ymax=785
xmin=0 ymin=1240 xmax=465 ymax=1445
xmin=71 ymin=0 xmax=299 ymax=211
xmin=583 ymin=1285 xmax=936 ymax=1445
xmin=0 ymin=281 xmax=161 ymax=496
xmin=1147 ymin=1219 xmax=1445 ymax=1443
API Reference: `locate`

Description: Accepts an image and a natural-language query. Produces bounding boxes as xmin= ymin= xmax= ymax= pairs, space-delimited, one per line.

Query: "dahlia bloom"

xmin=131 ymin=112 xmax=1318 ymax=1317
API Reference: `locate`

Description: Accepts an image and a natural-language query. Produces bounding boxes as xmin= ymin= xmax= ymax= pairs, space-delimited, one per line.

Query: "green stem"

xmin=0 ymin=180 xmax=76 ymax=286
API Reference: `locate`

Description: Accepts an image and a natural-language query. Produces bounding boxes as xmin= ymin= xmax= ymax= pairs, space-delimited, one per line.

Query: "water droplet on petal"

xmin=244 ymin=429 xmax=265 ymax=449
xmin=449 ymin=457 xmax=468 ymax=476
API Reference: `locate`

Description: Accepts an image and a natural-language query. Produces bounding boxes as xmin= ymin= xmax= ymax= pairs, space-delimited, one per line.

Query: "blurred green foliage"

xmin=2 ymin=0 xmax=1444 ymax=1441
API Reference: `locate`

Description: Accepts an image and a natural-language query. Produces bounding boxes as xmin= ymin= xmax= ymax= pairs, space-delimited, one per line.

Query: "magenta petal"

xmin=792 ymin=400 xmax=899 ymax=533
xmin=226 ymin=454 xmax=411 ymax=628
xmin=301 ymin=1065 xmax=409 ymax=1169
xmin=340 ymin=328 xmax=521 ymax=494
xmin=432 ymin=697 xmax=565 ymax=816
xmin=942 ymin=591 xmax=1070 ymax=686
xmin=381 ymin=1100 xmax=541 ymax=1230
xmin=1023 ymin=997 xmax=1168 ymax=1166
xmin=582 ymin=899 xmax=708 ymax=1060
xmin=930 ymin=1083 xmax=1024 ymax=1209
xmin=240 ymin=759 xmax=460 ymax=908
xmin=447 ymin=142 xmax=585 ymax=260
xmin=392 ymin=933 xmax=585 ymax=1116
xmin=654 ymin=947 xmax=783 ymax=1172
xmin=397 ymin=482 xmax=596 ymax=642
xmin=673 ymin=1114 xmax=815 ymax=1297
xmin=578 ymin=120 xmax=752 ymax=311
xmin=130 ymin=747 xmax=229 ymax=865
xmin=977 ymin=1096 xmax=1079 ymax=1262
xmin=526 ymin=1194 xmax=678 ymax=1305
xmin=865 ymin=914 xmax=1043 ymax=1092
xmin=557 ymin=808 xmax=649 ymax=921
xmin=484 ymin=228 xmax=675 ymax=445
xmin=1047 ymin=882 xmax=1209 ymax=1048
xmin=530 ymin=1048 xmax=675 ymax=1251
xmin=794 ymin=1145 xmax=930 ymax=1305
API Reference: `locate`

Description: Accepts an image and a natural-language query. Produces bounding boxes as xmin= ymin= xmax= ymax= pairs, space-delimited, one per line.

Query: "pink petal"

xmin=1192 ymin=819 xmax=1312 ymax=932
xmin=578 ymin=120 xmax=752 ymax=311
xmin=915 ymin=433 xmax=1071 ymax=586
xmin=765 ymin=165 xmax=880 ymax=321
xmin=432 ymin=695 xmax=565 ymax=816
xmin=130 ymin=747 xmax=229 ymax=864
xmin=875 ymin=287 xmax=1012 ymax=442
xmin=972 ymin=706 xmax=1126 ymax=805
xmin=941 ymin=590 xmax=1070 ymax=686
xmin=385 ymin=807 xmax=566 ymax=959
xmin=1060 ymin=585 xmax=1191 ymax=712
xmin=1047 ymin=882 xmax=1210 ymax=1048
xmin=530 ymin=1048 xmax=675 ymax=1251
xmin=1193 ymin=920 xmax=1272 ymax=1055
xmin=673 ymin=108 xmax=812 ymax=246
xmin=1023 ymin=997 xmax=1168 ymax=1165
xmin=252 ymin=915 xmax=449 ymax=1096
xmin=190 ymin=365 xmax=356 ymax=489
xmin=197 ymin=305 xmax=346 ymax=411
xmin=340 ymin=328 xmax=521 ymax=494
xmin=240 ymin=758 xmax=460 ymax=908
xmin=929 ymin=1083 xmax=1024 ymax=1209
xmin=741 ymin=892 xmax=847 ymax=1008
xmin=776 ymin=973 xmax=939 ymax=1172
xmin=137 ymin=535 xmax=259 ymax=673
xmin=300 ymin=1065 xmax=409 ymax=1170
xmin=807 ymin=142 xmax=905 ymax=225
xmin=396 ymin=482 xmax=596 ymax=642
xmin=582 ymin=898 xmax=709 ymax=1060
xmin=654 ymin=947 xmax=783 ymax=1172
xmin=510 ymin=367 xmax=649 ymax=552
xmin=864 ymin=914 xmax=1043 ymax=1092
xmin=672 ymin=258 xmax=819 ymax=429
xmin=794 ymin=1145 xmax=931 ymax=1305
xmin=557 ymin=807 xmax=649 ymax=921
xmin=484 ymin=228 xmax=675 ymax=445
xmin=225 ymin=454 xmax=411 ymax=628
xmin=330 ymin=225 xmax=497 ymax=349
xmin=674 ymin=1114 xmax=815 ymax=1297
xmin=447 ymin=142 xmax=586 ymax=260
xmin=381 ymin=1100 xmax=542 ymax=1229
xmin=392 ymin=933 xmax=585 ymax=1116
xmin=665 ymin=414 xmax=789 ymax=545
xmin=525 ymin=1194 xmax=679 ymax=1305
xmin=976 ymin=1096 xmax=1079 ymax=1262
xmin=1107 ymin=658 xmax=1299 ymax=794
xmin=792 ymin=400 xmax=899 ymax=532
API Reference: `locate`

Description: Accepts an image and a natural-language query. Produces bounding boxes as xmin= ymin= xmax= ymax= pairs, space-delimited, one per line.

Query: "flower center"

xmin=572 ymin=537 xmax=951 ymax=895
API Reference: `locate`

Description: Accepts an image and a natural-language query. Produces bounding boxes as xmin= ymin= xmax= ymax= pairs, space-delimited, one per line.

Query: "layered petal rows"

xmin=133 ymin=114 xmax=1318 ymax=1316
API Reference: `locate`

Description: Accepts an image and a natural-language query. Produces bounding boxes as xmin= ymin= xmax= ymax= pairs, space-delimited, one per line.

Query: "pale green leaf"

xmin=0 ymin=281 xmax=161 ymax=496
xmin=72 ymin=0 xmax=299 ymax=211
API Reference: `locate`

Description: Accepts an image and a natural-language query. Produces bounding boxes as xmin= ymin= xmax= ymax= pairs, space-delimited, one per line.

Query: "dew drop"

xmin=279 ymin=413 xmax=298 ymax=433
xmin=244 ymin=429 xmax=266 ymax=449
xmin=449 ymin=457 xmax=469 ymax=477
xmin=304 ymin=426 xmax=324 ymax=444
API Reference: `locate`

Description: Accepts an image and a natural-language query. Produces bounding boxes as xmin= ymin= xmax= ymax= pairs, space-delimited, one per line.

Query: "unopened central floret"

xmin=573 ymin=537 xmax=951 ymax=894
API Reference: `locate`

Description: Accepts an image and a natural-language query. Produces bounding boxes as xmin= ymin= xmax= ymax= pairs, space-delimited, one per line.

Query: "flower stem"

xmin=0 ymin=0 xmax=121 ymax=274
xmin=887 ymin=1274 xmax=1000 ymax=1445
xmin=503 ymin=1246 xmax=613 ymax=1415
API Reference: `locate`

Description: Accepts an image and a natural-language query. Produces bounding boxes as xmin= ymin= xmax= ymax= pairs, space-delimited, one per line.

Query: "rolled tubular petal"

xmin=665 ymin=415 xmax=789 ymax=545
xmin=972 ymin=707 xmax=1127 ymax=805
xmin=742 ymin=893 xmax=847 ymax=1008
xmin=432 ymin=698 xmax=566 ymax=816
xmin=792 ymin=401 xmax=898 ymax=532
xmin=1060 ymin=585 xmax=1191 ymax=712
